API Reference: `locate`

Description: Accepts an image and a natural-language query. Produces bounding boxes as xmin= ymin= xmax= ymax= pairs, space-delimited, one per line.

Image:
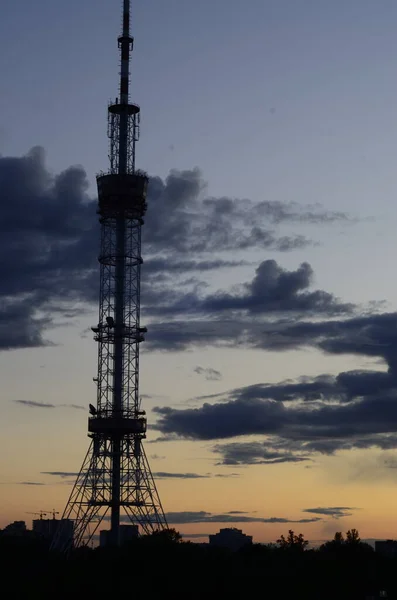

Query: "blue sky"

xmin=2 ymin=0 xmax=397 ymax=542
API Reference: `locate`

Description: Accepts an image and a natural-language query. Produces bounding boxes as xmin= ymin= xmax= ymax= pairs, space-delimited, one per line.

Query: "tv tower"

xmin=53 ymin=0 xmax=167 ymax=549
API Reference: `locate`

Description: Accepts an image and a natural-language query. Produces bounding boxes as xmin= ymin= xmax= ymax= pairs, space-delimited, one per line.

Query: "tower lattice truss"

xmin=52 ymin=0 xmax=166 ymax=550
xmin=62 ymin=435 xmax=165 ymax=547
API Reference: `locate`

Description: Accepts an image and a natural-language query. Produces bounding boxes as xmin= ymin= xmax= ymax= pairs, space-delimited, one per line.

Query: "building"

xmin=209 ymin=528 xmax=253 ymax=551
xmin=33 ymin=518 xmax=74 ymax=547
xmin=375 ymin=540 xmax=397 ymax=558
xmin=100 ymin=525 xmax=139 ymax=547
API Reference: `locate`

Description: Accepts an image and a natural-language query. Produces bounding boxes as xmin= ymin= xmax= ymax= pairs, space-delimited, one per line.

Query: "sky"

xmin=2 ymin=0 xmax=397 ymax=544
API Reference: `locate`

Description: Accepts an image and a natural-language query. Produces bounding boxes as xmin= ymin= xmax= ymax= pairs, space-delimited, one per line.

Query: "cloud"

xmin=110 ymin=511 xmax=321 ymax=525
xmin=41 ymin=471 xmax=80 ymax=479
xmin=150 ymin=310 xmax=397 ymax=456
xmin=161 ymin=511 xmax=322 ymax=524
xmin=302 ymin=507 xmax=356 ymax=518
xmin=144 ymin=258 xmax=252 ymax=276
xmin=144 ymin=260 xmax=354 ymax=320
xmin=227 ymin=511 xmax=252 ymax=514
xmin=0 ymin=147 xmax=98 ymax=349
xmin=0 ymin=148 xmax=354 ymax=351
xmin=213 ymin=442 xmax=311 ymax=465
xmin=201 ymin=261 xmax=353 ymax=316
xmin=153 ymin=472 xmax=211 ymax=479
xmin=143 ymin=168 xmax=330 ymax=255
xmin=144 ymin=299 xmax=396 ymax=355
xmin=14 ymin=400 xmax=56 ymax=409
xmin=154 ymin=392 xmax=397 ymax=445
xmin=43 ymin=470 xmax=237 ymax=482
xmin=14 ymin=400 xmax=84 ymax=410
xmin=18 ymin=481 xmax=45 ymax=486
xmin=194 ymin=366 xmax=222 ymax=381
xmin=249 ymin=312 xmax=397 ymax=359
xmin=153 ymin=361 xmax=397 ymax=465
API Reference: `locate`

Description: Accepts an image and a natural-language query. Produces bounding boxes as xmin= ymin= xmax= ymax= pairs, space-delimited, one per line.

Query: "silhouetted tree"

xmin=320 ymin=529 xmax=374 ymax=557
xmin=277 ymin=529 xmax=309 ymax=551
xmin=346 ymin=528 xmax=361 ymax=545
xmin=145 ymin=527 xmax=183 ymax=544
xmin=320 ymin=531 xmax=345 ymax=552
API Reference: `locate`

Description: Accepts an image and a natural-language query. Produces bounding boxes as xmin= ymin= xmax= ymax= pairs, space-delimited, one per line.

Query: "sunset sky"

xmin=2 ymin=0 xmax=397 ymax=544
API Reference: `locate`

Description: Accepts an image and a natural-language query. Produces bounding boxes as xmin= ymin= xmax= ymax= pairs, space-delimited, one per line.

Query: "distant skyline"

xmin=2 ymin=0 xmax=397 ymax=543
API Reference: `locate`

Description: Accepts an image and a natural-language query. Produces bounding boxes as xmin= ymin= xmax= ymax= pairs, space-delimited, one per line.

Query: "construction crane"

xmin=41 ymin=509 xmax=60 ymax=519
xmin=26 ymin=511 xmax=47 ymax=520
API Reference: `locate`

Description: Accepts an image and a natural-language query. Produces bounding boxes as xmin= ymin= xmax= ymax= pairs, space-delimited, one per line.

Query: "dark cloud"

xmin=18 ymin=481 xmax=45 ymax=486
xmin=192 ymin=370 xmax=396 ymax=407
xmin=154 ymin=393 xmax=397 ymax=443
xmin=144 ymin=258 xmax=252 ymax=276
xmin=227 ymin=511 xmax=252 ymax=514
xmin=14 ymin=400 xmax=84 ymax=410
xmin=0 ymin=147 xmax=97 ymax=349
xmin=153 ymin=364 xmax=397 ymax=464
xmin=302 ymin=507 xmax=356 ymax=518
xmin=143 ymin=168 xmax=327 ymax=255
xmin=145 ymin=304 xmax=395 ymax=355
xmin=248 ymin=312 xmax=397 ymax=359
xmin=144 ymin=260 xmax=354 ymax=319
xmin=112 ymin=511 xmax=320 ymax=525
xmin=153 ymin=472 xmax=211 ymax=479
xmin=200 ymin=261 xmax=353 ymax=316
xmin=43 ymin=470 xmax=236 ymax=481
xmin=252 ymin=199 xmax=352 ymax=226
xmin=14 ymin=400 xmax=55 ymax=409
xmin=0 ymin=148 xmax=354 ymax=351
xmin=145 ymin=319 xmax=259 ymax=352
xmin=160 ymin=511 xmax=321 ymax=525
xmin=41 ymin=472 xmax=80 ymax=479
xmin=148 ymin=308 xmax=397 ymax=463
xmin=194 ymin=366 xmax=222 ymax=381
xmin=213 ymin=442 xmax=311 ymax=465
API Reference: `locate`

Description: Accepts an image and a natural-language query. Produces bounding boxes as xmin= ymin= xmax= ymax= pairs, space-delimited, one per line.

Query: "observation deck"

xmin=97 ymin=171 xmax=148 ymax=219
xmin=108 ymin=100 xmax=140 ymax=115
xmin=91 ymin=324 xmax=147 ymax=343
xmin=88 ymin=416 xmax=147 ymax=436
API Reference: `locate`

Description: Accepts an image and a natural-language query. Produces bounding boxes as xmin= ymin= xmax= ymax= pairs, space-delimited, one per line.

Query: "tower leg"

xmin=51 ymin=435 xmax=166 ymax=551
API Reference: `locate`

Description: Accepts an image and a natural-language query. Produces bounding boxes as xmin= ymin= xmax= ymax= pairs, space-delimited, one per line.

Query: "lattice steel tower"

xmin=54 ymin=0 xmax=166 ymax=549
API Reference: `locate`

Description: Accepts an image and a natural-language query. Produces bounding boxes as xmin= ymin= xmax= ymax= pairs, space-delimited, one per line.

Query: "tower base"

xmin=51 ymin=435 xmax=167 ymax=551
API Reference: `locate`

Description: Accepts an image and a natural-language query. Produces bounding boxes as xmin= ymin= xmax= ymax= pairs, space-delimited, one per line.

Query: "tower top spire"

xmin=118 ymin=0 xmax=133 ymax=106
xmin=122 ymin=0 xmax=131 ymax=38
xmin=107 ymin=0 xmax=140 ymax=174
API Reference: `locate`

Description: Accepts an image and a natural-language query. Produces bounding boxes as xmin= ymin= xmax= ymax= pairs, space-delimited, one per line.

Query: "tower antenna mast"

xmin=53 ymin=0 xmax=166 ymax=550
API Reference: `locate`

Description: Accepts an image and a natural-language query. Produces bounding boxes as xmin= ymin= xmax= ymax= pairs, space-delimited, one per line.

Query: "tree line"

xmin=0 ymin=526 xmax=394 ymax=599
